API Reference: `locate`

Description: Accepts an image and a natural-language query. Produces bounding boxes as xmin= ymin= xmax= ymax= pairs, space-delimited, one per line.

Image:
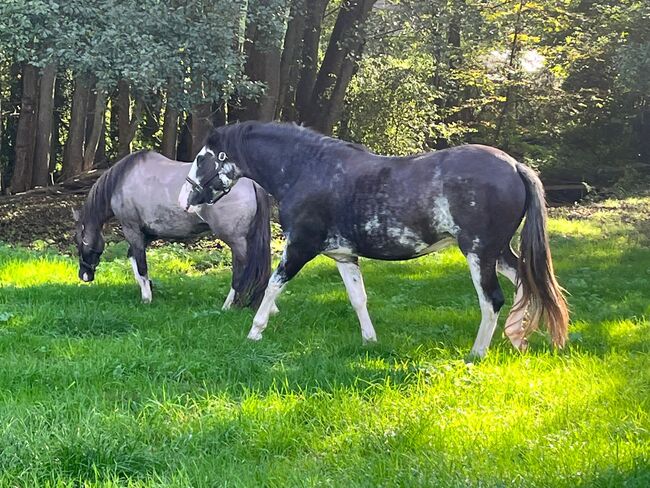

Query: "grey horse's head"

xmin=72 ymin=208 xmax=105 ymax=282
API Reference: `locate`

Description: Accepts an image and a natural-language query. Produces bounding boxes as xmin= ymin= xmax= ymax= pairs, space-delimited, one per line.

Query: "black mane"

xmin=81 ymin=151 xmax=147 ymax=227
xmin=211 ymin=122 xmax=370 ymax=166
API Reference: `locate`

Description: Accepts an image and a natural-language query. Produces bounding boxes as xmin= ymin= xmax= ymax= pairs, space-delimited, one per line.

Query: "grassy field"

xmin=0 ymin=198 xmax=649 ymax=487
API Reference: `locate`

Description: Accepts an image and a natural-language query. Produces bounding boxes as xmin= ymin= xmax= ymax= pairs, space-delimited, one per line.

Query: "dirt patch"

xmin=0 ymin=190 xmax=224 ymax=254
xmin=2 ymin=186 xmax=648 ymax=252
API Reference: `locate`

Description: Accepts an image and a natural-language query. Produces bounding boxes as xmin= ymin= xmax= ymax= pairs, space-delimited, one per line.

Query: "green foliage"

xmin=0 ymin=199 xmax=649 ymax=485
xmin=344 ymin=0 xmax=650 ymax=186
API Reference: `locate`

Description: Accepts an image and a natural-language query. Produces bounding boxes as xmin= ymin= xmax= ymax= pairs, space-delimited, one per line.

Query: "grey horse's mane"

xmin=81 ymin=150 xmax=147 ymax=227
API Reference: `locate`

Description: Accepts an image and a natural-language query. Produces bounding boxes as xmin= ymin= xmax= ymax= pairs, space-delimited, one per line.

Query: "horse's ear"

xmin=72 ymin=208 xmax=80 ymax=221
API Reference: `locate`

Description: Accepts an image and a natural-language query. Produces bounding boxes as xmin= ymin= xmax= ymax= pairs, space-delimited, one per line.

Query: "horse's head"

xmin=72 ymin=208 xmax=105 ymax=282
xmin=178 ymin=139 xmax=241 ymax=211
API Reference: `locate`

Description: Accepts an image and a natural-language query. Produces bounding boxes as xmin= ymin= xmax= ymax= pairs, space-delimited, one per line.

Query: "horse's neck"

xmin=83 ymin=195 xmax=114 ymax=229
xmin=243 ymin=135 xmax=303 ymax=202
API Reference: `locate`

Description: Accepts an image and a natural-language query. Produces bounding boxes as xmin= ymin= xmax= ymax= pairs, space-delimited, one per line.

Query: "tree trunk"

xmin=61 ymin=75 xmax=90 ymax=179
xmin=50 ymin=73 xmax=65 ymax=175
xmin=161 ymin=92 xmax=179 ymax=160
xmin=116 ymin=79 xmax=143 ymax=158
xmin=83 ymin=89 xmax=107 ymax=170
xmin=176 ymin=113 xmax=193 ymax=162
xmin=304 ymin=0 xmax=376 ymax=134
xmin=33 ymin=64 xmax=56 ymax=187
xmin=116 ymin=79 xmax=131 ymax=158
xmin=295 ymin=0 xmax=330 ymax=120
xmin=191 ymin=101 xmax=213 ymax=158
xmin=95 ymin=118 xmax=107 ymax=167
xmin=277 ymin=0 xmax=307 ymax=120
xmin=494 ymin=0 xmax=525 ymax=148
xmin=141 ymin=92 xmax=162 ymax=146
xmin=10 ymin=63 xmax=39 ymax=193
xmin=240 ymin=10 xmax=286 ymax=123
xmin=316 ymin=41 xmax=364 ymax=135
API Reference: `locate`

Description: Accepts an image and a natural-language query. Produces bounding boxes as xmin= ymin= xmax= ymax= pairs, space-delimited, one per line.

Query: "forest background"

xmin=0 ymin=0 xmax=648 ymax=194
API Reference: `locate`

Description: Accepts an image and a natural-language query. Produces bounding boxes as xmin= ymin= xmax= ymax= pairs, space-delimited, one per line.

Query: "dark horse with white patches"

xmin=179 ymin=122 xmax=568 ymax=357
xmin=73 ymin=150 xmax=271 ymax=309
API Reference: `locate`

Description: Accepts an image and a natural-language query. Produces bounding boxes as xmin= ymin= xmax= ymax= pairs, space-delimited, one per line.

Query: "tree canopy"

xmin=0 ymin=0 xmax=648 ymax=192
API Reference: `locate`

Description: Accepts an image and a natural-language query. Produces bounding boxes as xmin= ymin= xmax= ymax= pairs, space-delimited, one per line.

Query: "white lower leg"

xmin=497 ymin=261 xmax=528 ymax=351
xmin=130 ymin=257 xmax=152 ymax=303
xmin=222 ymin=288 xmax=236 ymax=310
xmin=248 ymin=273 xmax=285 ymax=340
xmin=468 ymin=253 xmax=499 ymax=358
xmin=336 ymin=261 xmax=377 ymax=343
xmin=270 ymin=302 xmax=280 ymax=315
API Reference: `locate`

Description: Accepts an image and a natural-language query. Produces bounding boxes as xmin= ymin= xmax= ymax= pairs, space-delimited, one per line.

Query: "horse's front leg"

xmin=335 ymin=258 xmax=377 ymax=344
xmin=247 ymin=241 xmax=317 ymax=341
xmin=124 ymin=229 xmax=152 ymax=304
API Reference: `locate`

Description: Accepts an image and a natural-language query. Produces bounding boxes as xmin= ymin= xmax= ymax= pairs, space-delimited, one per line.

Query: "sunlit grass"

xmin=0 ymin=199 xmax=649 ymax=486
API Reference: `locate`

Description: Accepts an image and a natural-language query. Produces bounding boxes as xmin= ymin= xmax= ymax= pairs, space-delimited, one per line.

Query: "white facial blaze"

xmin=178 ymin=146 xmax=215 ymax=211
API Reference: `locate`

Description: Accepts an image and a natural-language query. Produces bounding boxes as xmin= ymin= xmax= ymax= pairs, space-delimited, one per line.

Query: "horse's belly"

xmin=354 ymin=235 xmax=455 ymax=261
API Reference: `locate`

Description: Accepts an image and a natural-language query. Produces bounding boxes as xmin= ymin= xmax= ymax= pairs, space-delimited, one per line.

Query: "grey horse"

xmin=73 ymin=150 xmax=271 ymax=309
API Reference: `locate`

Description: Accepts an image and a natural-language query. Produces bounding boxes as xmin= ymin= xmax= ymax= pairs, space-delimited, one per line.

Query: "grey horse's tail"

xmin=233 ymin=182 xmax=272 ymax=309
xmin=515 ymin=163 xmax=569 ymax=347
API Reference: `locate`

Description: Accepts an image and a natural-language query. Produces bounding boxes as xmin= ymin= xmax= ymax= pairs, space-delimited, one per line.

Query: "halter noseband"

xmin=185 ymin=151 xmax=231 ymax=204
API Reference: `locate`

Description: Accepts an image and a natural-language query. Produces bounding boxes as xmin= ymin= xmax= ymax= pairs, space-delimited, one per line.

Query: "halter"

xmin=79 ymin=243 xmax=102 ymax=271
xmin=185 ymin=151 xmax=232 ymax=204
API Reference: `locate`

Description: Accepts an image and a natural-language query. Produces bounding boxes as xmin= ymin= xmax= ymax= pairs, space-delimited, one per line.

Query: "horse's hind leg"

xmin=336 ymin=259 xmax=377 ymax=344
xmin=466 ymin=252 xmax=505 ymax=358
xmin=497 ymin=248 xmax=528 ymax=351
xmin=124 ymin=228 xmax=152 ymax=304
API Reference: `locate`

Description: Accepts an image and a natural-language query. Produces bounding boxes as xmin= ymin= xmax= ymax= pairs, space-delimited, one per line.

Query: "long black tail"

xmin=233 ymin=182 xmax=272 ymax=309
xmin=515 ymin=163 xmax=569 ymax=347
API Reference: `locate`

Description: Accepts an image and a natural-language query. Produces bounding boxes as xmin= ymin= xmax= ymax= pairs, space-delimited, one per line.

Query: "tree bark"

xmin=116 ymin=79 xmax=131 ymax=158
xmin=116 ymin=79 xmax=143 ymax=158
xmin=61 ymin=75 xmax=90 ymax=180
xmin=49 ymin=74 xmax=65 ymax=174
xmin=10 ymin=63 xmax=39 ymax=193
xmin=176 ymin=113 xmax=193 ymax=162
xmin=494 ymin=0 xmax=525 ymax=148
xmin=141 ymin=92 xmax=162 ymax=146
xmin=83 ymin=89 xmax=107 ymax=170
xmin=240 ymin=14 xmax=285 ymax=122
xmin=191 ymin=101 xmax=213 ymax=158
xmin=295 ymin=0 xmax=330 ymax=120
xmin=33 ymin=64 xmax=56 ymax=187
xmin=161 ymin=90 xmax=179 ymax=160
xmin=277 ymin=0 xmax=306 ymax=120
xmin=304 ymin=0 xmax=376 ymax=134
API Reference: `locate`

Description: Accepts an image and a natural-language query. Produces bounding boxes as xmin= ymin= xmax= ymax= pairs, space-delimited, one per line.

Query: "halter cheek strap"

xmin=185 ymin=152 xmax=232 ymax=204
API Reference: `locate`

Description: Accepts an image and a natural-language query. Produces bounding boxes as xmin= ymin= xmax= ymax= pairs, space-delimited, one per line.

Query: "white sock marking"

xmin=130 ymin=257 xmax=152 ymax=303
xmin=336 ymin=261 xmax=377 ymax=343
xmin=467 ymin=253 xmax=499 ymax=358
xmin=222 ymin=288 xmax=236 ymax=310
xmin=248 ymin=273 xmax=285 ymax=340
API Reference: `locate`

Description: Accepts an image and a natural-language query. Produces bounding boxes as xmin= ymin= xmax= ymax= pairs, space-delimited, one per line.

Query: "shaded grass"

xmin=0 ymin=198 xmax=649 ymax=486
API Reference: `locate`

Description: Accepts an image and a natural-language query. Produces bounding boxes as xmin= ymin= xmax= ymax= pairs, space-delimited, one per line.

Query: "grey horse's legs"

xmin=124 ymin=227 xmax=152 ymax=303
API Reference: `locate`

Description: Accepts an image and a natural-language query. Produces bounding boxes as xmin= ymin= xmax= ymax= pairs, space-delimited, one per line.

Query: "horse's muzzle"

xmin=79 ymin=268 xmax=95 ymax=282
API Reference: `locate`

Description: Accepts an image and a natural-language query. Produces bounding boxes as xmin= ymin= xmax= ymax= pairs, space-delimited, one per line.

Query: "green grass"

xmin=0 ymin=199 xmax=649 ymax=487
